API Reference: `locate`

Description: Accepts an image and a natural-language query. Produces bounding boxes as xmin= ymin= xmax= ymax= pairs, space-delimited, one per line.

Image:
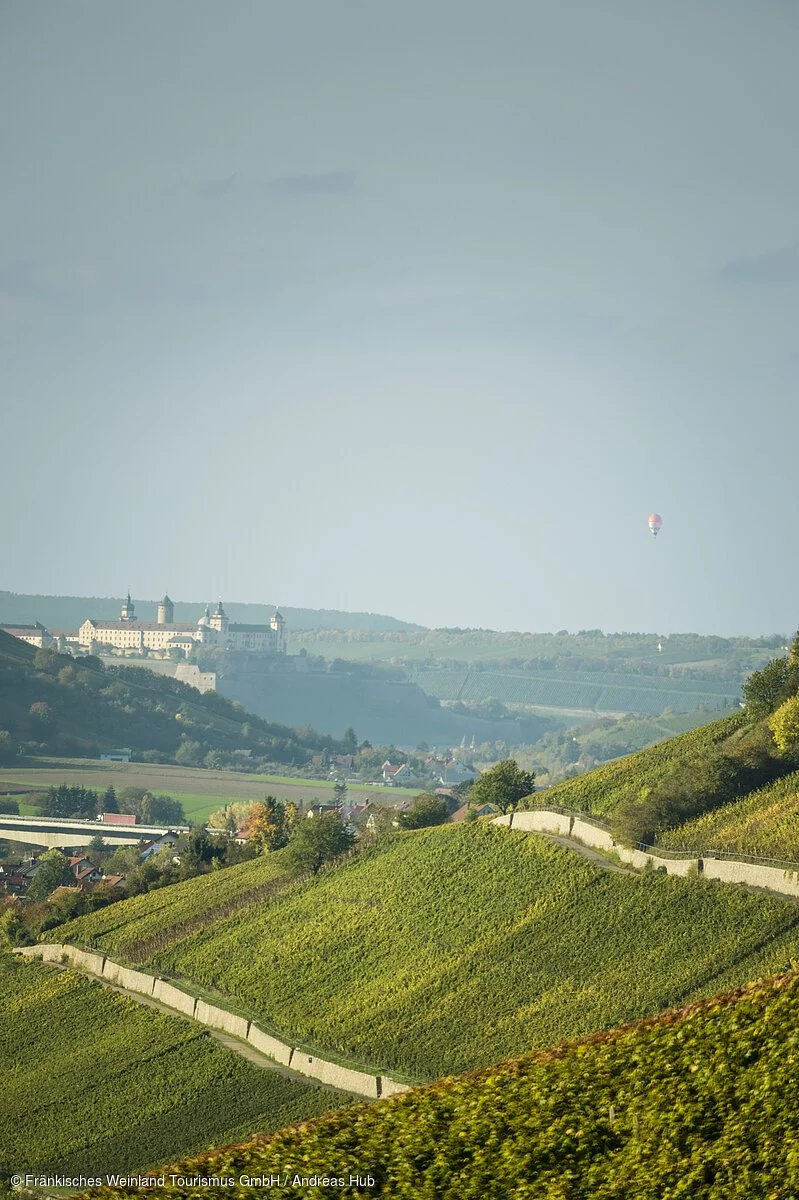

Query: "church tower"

xmin=120 ymin=593 xmax=135 ymax=621
xmin=157 ymin=594 xmax=174 ymax=626
xmin=209 ymin=601 xmax=229 ymax=636
xmin=270 ymin=607 xmax=286 ymax=654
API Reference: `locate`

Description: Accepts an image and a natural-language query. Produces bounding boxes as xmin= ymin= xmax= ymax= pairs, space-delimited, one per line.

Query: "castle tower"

xmin=120 ymin=592 xmax=135 ymax=621
xmin=157 ymin=594 xmax=174 ymax=626
xmin=196 ymin=605 xmax=212 ymax=644
xmin=209 ymin=601 xmax=229 ymax=635
xmin=270 ymin=607 xmax=286 ymax=654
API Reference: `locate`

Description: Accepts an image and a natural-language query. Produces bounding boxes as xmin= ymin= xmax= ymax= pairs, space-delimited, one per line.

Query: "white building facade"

xmin=77 ymin=595 xmax=287 ymax=657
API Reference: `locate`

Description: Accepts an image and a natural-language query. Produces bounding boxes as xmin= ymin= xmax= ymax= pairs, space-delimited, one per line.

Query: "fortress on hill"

xmin=77 ymin=594 xmax=287 ymax=657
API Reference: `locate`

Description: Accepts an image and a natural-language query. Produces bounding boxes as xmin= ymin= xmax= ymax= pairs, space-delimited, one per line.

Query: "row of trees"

xmin=40 ymin=784 xmax=186 ymax=825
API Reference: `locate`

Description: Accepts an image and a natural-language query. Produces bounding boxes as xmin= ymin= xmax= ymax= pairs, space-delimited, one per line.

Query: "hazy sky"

xmin=2 ymin=1 xmax=798 ymax=635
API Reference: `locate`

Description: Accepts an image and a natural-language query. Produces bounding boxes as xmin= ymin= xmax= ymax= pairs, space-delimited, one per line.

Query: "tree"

xmin=286 ymin=812 xmax=355 ymax=876
xmin=41 ymin=784 xmax=98 ymax=819
xmin=770 ymin=696 xmax=799 ymax=752
xmin=102 ymin=785 xmax=118 ymax=813
xmin=467 ymin=759 xmax=536 ymax=815
xmin=26 ymin=849 xmax=74 ymax=901
xmin=342 ymin=726 xmax=358 ymax=755
xmin=0 ymin=732 xmax=17 ymax=765
xmin=742 ymin=656 xmax=791 ymax=718
xmin=140 ymin=793 xmax=186 ymax=826
xmin=333 ymin=780 xmax=348 ymax=809
xmin=248 ymin=797 xmax=292 ymax=853
xmin=119 ymin=787 xmax=147 ymax=815
xmin=398 ymin=793 xmax=450 ymax=829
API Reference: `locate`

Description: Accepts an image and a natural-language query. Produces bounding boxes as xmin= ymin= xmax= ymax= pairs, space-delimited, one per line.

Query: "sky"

xmin=2 ymin=0 xmax=798 ymax=636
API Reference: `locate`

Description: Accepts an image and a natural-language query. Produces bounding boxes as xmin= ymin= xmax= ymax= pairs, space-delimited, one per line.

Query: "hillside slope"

xmin=85 ymin=967 xmax=799 ymax=1200
xmin=541 ymin=712 xmax=745 ymax=815
xmin=0 ymin=630 xmax=348 ymax=766
xmin=0 ymin=956 xmax=349 ymax=1177
xmin=57 ymin=822 xmax=799 ymax=1079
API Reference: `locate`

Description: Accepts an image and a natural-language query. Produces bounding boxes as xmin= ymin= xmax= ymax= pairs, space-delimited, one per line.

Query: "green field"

xmin=58 ymin=821 xmax=799 ymax=1080
xmin=85 ymin=968 xmax=799 ymax=1200
xmin=0 ymin=758 xmax=420 ymax=826
xmin=0 ymin=956 xmax=350 ymax=1177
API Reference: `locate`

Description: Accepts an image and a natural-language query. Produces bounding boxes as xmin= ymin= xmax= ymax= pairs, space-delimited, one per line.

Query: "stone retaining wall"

xmin=102 ymin=959 xmax=155 ymax=996
xmin=14 ymin=943 xmax=65 ymax=963
xmin=68 ymin=948 xmax=106 ymax=977
xmin=152 ymin=978 xmax=198 ymax=1017
xmin=496 ymin=809 xmax=799 ymax=898
xmin=703 ymin=857 xmax=799 ymax=896
xmin=300 ymin=1053 xmax=380 ymax=1099
xmin=195 ymin=998 xmax=250 ymax=1041
xmin=379 ymin=1075 xmax=412 ymax=1097
xmin=247 ymin=1024 xmax=294 ymax=1068
xmin=13 ymin=944 xmax=404 ymax=1100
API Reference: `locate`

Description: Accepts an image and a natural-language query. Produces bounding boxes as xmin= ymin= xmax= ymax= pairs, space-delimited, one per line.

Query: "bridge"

xmin=0 ymin=814 xmax=191 ymax=849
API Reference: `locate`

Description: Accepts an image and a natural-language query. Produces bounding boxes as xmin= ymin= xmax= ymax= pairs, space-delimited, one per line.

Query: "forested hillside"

xmin=58 ymin=822 xmax=799 ymax=1080
xmin=0 ymin=631 xmax=350 ymax=768
xmin=87 ymin=968 xmax=799 ymax=1200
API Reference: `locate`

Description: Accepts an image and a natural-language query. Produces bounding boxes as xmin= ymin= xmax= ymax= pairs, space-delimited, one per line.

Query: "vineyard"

xmin=409 ymin=666 xmax=739 ymax=715
xmin=58 ymin=821 xmax=799 ymax=1080
xmin=658 ymin=769 xmax=799 ymax=860
xmin=0 ymin=956 xmax=350 ymax=1176
xmin=542 ymin=713 xmax=745 ymax=815
xmin=85 ymin=968 xmax=799 ymax=1200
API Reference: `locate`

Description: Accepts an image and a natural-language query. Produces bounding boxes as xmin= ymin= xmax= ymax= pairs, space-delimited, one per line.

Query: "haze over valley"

xmin=2 ymin=0 xmax=798 ymax=1195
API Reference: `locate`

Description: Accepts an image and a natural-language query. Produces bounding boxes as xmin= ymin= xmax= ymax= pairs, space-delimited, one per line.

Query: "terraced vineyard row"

xmin=659 ymin=769 xmax=799 ymax=860
xmin=0 ymin=956 xmax=349 ymax=1176
xmin=89 ymin=968 xmax=799 ymax=1200
xmin=59 ymin=820 xmax=799 ymax=1080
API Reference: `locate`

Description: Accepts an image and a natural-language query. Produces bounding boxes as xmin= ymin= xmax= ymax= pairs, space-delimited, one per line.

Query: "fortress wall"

xmin=702 ymin=858 xmax=799 ymax=896
xmin=101 ymin=959 xmax=155 ymax=996
xmin=379 ymin=1076 xmax=413 ymax=1098
xmin=195 ymin=999 xmax=250 ymax=1041
xmin=299 ymin=1054 xmax=380 ymax=1098
xmin=247 ymin=1024 xmax=294 ymax=1067
xmin=152 ymin=978 xmax=198 ymax=1018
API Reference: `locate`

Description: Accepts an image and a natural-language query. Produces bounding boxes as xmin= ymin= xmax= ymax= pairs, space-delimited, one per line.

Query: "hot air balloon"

xmin=648 ymin=513 xmax=663 ymax=538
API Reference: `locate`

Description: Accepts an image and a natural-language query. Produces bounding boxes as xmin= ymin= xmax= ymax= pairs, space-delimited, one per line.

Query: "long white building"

xmin=76 ymin=595 xmax=287 ymax=656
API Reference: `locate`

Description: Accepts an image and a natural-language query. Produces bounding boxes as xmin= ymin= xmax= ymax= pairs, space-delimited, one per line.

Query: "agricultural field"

xmin=58 ymin=821 xmax=799 ymax=1081
xmin=409 ymin=666 xmax=739 ymax=715
xmin=0 ymin=758 xmax=418 ymax=826
xmin=0 ymin=956 xmax=351 ymax=1177
xmin=86 ymin=967 xmax=799 ymax=1200
xmin=658 ymin=770 xmax=799 ymax=860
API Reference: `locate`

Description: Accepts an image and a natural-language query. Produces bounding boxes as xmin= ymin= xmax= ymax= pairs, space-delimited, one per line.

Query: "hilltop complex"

xmin=1 ymin=594 xmax=287 ymax=659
